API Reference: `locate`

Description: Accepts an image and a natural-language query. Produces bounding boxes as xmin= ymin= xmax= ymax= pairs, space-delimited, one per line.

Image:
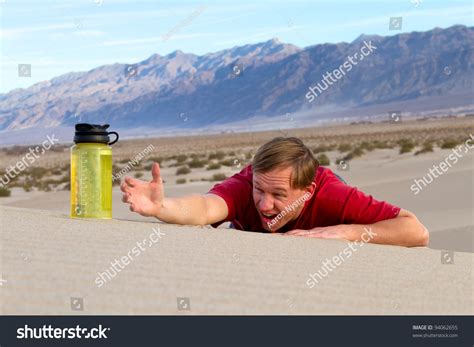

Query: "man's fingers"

xmin=289 ymin=232 xmax=308 ymax=236
xmin=120 ymin=181 xmax=132 ymax=193
xmin=122 ymin=193 xmax=131 ymax=203
xmin=284 ymin=229 xmax=306 ymax=236
xmin=151 ymin=162 xmax=162 ymax=184
xmin=124 ymin=176 xmax=140 ymax=187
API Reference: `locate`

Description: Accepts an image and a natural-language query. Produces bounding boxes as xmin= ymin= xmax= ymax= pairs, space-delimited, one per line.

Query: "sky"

xmin=0 ymin=0 xmax=472 ymax=94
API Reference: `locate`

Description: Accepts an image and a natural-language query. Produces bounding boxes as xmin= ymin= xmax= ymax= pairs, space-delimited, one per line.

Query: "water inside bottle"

xmin=70 ymin=144 xmax=112 ymax=218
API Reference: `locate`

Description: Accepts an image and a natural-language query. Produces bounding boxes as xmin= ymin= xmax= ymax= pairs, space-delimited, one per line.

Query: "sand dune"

xmin=0 ymin=206 xmax=472 ymax=315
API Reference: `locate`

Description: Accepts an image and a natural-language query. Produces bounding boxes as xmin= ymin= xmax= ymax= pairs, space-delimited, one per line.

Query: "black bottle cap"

xmin=73 ymin=123 xmax=119 ymax=145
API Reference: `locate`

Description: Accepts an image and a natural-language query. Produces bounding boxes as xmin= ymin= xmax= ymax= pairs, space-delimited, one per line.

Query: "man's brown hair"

xmin=252 ymin=137 xmax=319 ymax=189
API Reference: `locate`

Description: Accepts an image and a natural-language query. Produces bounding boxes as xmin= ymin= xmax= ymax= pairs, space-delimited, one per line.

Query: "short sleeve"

xmin=208 ymin=167 xmax=253 ymax=227
xmin=339 ymin=187 xmax=401 ymax=224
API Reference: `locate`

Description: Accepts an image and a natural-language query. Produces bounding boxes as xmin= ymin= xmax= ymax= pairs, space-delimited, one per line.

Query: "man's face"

xmin=252 ymin=166 xmax=313 ymax=232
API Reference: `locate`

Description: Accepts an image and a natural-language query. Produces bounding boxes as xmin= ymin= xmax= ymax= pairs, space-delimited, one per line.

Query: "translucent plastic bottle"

xmin=70 ymin=124 xmax=119 ymax=219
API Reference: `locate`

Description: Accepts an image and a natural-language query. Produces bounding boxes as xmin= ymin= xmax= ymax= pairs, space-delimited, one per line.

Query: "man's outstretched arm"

xmin=285 ymin=209 xmax=429 ymax=247
xmin=121 ymin=162 xmax=228 ymax=225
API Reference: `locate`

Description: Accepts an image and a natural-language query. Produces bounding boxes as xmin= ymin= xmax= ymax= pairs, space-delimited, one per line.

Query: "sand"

xmin=0 ymin=118 xmax=473 ymax=314
xmin=1 ymin=147 xmax=472 ymax=251
xmin=0 ymin=206 xmax=472 ymax=315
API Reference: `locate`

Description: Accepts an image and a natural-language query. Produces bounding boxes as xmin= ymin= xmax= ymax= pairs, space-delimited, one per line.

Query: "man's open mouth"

xmin=261 ymin=212 xmax=278 ymax=222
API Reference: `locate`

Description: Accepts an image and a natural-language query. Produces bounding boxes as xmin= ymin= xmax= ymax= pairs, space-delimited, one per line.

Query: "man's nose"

xmin=258 ymin=194 xmax=274 ymax=211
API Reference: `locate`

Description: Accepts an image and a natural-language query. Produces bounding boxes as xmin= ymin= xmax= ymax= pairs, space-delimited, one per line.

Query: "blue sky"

xmin=0 ymin=0 xmax=472 ymax=94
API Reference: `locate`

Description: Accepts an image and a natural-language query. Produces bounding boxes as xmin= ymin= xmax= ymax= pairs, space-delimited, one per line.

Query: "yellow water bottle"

xmin=70 ymin=123 xmax=119 ymax=219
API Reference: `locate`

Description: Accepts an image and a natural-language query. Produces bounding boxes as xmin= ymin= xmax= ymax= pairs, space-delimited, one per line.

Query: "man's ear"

xmin=305 ymin=182 xmax=317 ymax=199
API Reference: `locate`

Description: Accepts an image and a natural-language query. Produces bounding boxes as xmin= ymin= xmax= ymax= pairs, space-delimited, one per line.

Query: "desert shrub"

xmin=440 ymin=138 xmax=459 ymax=149
xmin=210 ymin=173 xmax=227 ymax=181
xmin=397 ymin=139 xmax=415 ymax=154
xmin=245 ymin=152 xmax=253 ymax=159
xmin=176 ymin=178 xmax=186 ymax=184
xmin=37 ymin=181 xmax=52 ymax=192
xmin=343 ymin=147 xmax=365 ymax=161
xmin=359 ymin=141 xmax=375 ymax=151
xmin=176 ymin=166 xmax=191 ymax=175
xmin=415 ymin=142 xmax=434 ymax=155
xmin=59 ymin=175 xmax=69 ymax=183
xmin=208 ymin=151 xmax=226 ymax=160
xmin=338 ymin=143 xmax=352 ymax=152
xmin=372 ymin=140 xmax=394 ymax=149
xmin=148 ymin=156 xmax=163 ymax=164
xmin=399 ymin=143 xmax=415 ymax=154
xmin=219 ymin=159 xmax=235 ymax=166
xmin=21 ymin=179 xmax=33 ymax=192
xmin=4 ymin=145 xmax=28 ymax=156
xmin=134 ymin=172 xmax=143 ymax=178
xmin=316 ymin=153 xmax=330 ymax=166
xmin=176 ymin=154 xmax=188 ymax=163
xmin=188 ymin=158 xmax=206 ymax=168
xmin=0 ymin=186 xmax=11 ymax=197
xmin=206 ymin=163 xmax=221 ymax=170
xmin=27 ymin=167 xmax=49 ymax=179
xmin=312 ymin=144 xmax=333 ymax=154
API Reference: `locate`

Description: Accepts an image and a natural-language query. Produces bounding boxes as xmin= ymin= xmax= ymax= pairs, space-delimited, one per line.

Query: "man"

xmin=121 ymin=137 xmax=428 ymax=247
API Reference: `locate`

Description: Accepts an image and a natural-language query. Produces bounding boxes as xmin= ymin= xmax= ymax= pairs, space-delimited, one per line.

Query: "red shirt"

xmin=209 ymin=165 xmax=400 ymax=232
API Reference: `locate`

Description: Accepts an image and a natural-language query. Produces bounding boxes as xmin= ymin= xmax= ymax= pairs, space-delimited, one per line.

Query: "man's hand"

xmin=284 ymin=225 xmax=350 ymax=239
xmin=121 ymin=162 xmax=164 ymax=217
xmin=121 ymin=162 xmax=229 ymax=225
xmin=283 ymin=209 xmax=429 ymax=247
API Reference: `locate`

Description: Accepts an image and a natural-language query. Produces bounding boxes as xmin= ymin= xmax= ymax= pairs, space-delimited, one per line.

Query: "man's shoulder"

xmin=314 ymin=166 xmax=351 ymax=199
xmin=315 ymin=166 xmax=339 ymax=184
xmin=210 ymin=164 xmax=253 ymax=193
xmin=223 ymin=164 xmax=253 ymax=183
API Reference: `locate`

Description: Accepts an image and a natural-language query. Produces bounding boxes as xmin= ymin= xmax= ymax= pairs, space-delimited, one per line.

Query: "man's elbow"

xmin=417 ymin=225 xmax=429 ymax=247
xmin=399 ymin=209 xmax=429 ymax=247
xmin=411 ymin=218 xmax=429 ymax=247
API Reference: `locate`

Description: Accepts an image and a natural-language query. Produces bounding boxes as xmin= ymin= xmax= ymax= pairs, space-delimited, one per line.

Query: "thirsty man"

xmin=121 ymin=137 xmax=428 ymax=246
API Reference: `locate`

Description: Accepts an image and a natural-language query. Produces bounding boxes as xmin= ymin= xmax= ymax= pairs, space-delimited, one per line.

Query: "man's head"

xmin=252 ymin=137 xmax=318 ymax=232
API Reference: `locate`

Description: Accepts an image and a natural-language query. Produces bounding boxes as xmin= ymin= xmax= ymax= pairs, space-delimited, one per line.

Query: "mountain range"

xmin=0 ymin=25 xmax=473 ymax=136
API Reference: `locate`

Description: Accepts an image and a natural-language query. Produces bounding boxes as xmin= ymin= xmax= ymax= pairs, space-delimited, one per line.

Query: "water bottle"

xmin=70 ymin=123 xmax=119 ymax=219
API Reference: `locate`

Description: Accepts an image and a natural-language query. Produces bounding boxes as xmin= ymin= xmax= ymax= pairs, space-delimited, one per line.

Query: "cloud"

xmin=0 ymin=23 xmax=73 ymax=39
xmin=74 ymin=30 xmax=105 ymax=38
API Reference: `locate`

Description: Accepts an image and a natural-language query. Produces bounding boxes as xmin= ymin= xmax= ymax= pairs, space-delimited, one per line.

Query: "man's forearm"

xmin=158 ymin=194 xmax=209 ymax=225
xmin=343 ymin=213 xmax=429 ymax=247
